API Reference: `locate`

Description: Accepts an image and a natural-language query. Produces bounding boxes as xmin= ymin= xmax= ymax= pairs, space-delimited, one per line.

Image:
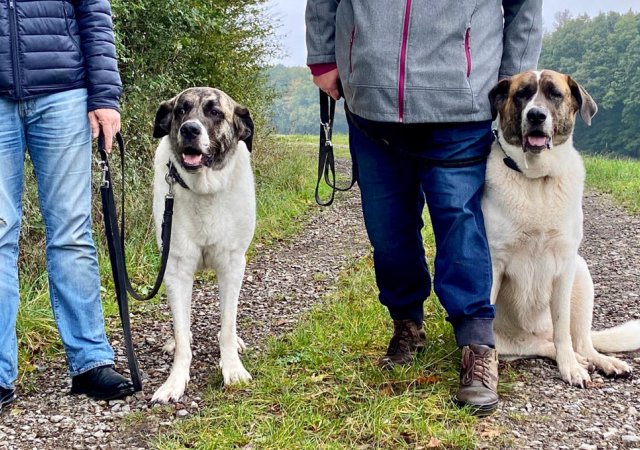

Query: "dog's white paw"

xmin=588 ymin=353 xmax=633 ymax=378
xmin=558 ymin=361 xmax=591 ymax=388
xmin=151 ymin=374 xmax=190 ymax=404
xmin=220 ymin=358 xmax=252 ymax=386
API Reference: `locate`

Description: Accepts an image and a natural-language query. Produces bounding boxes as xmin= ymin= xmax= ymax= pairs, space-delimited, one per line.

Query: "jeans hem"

xmin=69 ymin=360 xmax=114 ymax=378
xmin=0 ymin=381 xmax=14 ymax=390
xmin=453 ymin=318 xmax=495 ymax=347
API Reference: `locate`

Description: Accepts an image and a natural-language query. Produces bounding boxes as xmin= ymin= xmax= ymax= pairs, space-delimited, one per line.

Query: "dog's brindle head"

xmin=489 ymin=70 xmax=597 ymax=154
xmin=153 ymin=87 xmax=254 ymax=171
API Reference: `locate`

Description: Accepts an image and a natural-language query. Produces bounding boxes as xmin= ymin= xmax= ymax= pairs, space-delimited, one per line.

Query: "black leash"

xmin=315 ymin=89 xmax=356 ymax=206
xmin=96 ymin=132 xmax=176 ymax=392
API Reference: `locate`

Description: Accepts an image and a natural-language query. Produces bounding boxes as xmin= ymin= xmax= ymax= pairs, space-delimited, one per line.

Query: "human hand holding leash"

xmin=313 ymin=68 xmax=342 ymax=100
xmin=89 ymin=108 xmax=121 ymax=153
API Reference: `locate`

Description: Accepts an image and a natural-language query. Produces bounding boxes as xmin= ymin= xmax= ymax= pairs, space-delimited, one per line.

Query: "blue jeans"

xmin=0 ymin=89 xmax=114 ymax=389
xmin=348 ymin=113 xmax=495 ymax=347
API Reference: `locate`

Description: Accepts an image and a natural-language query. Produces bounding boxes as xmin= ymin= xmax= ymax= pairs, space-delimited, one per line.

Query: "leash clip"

xmin=97 ymin=160 xmax=109 ymax=188
xmin=165 ymin=163 xmax=176 ymax=198
xmin=321 ymin=121 xmax=332 ymax=147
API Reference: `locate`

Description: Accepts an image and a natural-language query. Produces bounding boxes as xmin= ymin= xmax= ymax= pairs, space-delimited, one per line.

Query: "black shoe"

xmin=379 ymin=319 xmax=427 ymax=370
xmin=0 ymin=386 xmax=17 ymax=413
xmin=70 ymin=365 xmax=135 ymax=401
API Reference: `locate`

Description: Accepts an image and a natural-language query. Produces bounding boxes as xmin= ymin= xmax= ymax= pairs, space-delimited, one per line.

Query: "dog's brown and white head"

xmin=153 ymin=87 xmax=253 ymax=171
xmin=489 ymin=70 xmax=597 ymax=154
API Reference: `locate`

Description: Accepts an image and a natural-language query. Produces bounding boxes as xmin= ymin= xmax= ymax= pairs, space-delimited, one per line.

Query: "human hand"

xmin=88 ymin=109 xmax=121 ymax=153
xmin=313 ymin=68 xmax=341 ymax=100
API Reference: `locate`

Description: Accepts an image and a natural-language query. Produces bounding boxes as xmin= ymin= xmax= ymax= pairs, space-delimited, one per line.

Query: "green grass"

xmin=584 ymin=154 xmax=640 ymax=214
xmin=154 ymin=257 xmax=486 ymax=449
xmin=14 ymin=134 xmax=329 ymax=387
xmin=150 ymin=212 xmax=516 ymax=449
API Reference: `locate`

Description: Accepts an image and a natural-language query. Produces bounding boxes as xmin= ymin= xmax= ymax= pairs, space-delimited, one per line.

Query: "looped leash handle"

xmin=97 ymin=132 xmax=142 ymax=392
xmin=96 ymin=132 xmax=175 ymax=393
xmin=314 ymin=89 xmax=356 ymax=206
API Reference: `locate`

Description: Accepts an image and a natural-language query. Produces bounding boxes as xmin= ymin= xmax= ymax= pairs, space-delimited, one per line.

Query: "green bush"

xmin=111 ymin=0 xmax=277 ymax=162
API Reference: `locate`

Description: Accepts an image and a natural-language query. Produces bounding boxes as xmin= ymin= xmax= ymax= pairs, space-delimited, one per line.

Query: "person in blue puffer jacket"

xmin=307 ymin=0 xmax=543 ymax=416
xmin=0 ymin=0 xmax=134 ymax=411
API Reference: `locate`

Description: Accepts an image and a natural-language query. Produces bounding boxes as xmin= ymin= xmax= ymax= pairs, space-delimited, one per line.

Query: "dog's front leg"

xmin=216 ymin=251 xmax=252 ymax=386
xmin=152 ymin=267 xmax=195 ymax=403
xmin=551 ymin=263 xmax=590 ymax=387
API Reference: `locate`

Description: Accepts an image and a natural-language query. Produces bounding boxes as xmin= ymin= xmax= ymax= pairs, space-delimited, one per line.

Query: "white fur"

xmin=484 ymin=113 xmax=639 ymax=387
xmin=150 ymin=137 xmax=256 ymax=403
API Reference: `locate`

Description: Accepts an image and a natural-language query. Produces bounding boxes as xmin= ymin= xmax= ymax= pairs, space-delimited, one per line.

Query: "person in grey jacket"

xmin=306 ymin=0 xmax=543 ymax=415
xmin=0 ymin=0 xmax=133 ymax=413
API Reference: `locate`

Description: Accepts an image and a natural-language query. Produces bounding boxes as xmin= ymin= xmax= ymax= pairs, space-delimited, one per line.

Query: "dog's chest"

xmin=484 ymin=169 xmax=583 ymax=264
xmin=173 ymin=192 xmax=254 ymax=250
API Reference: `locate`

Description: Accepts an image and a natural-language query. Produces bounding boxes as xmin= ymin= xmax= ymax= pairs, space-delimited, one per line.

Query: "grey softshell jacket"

xmin=306 ymin=0 xmax=543 ymax=123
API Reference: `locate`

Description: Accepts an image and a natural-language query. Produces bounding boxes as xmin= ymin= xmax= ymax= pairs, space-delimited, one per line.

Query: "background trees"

xmin=540 ymin=11 xmax=640 ymax=158
xmin=110 ymin=0 xmax=276 ymax=160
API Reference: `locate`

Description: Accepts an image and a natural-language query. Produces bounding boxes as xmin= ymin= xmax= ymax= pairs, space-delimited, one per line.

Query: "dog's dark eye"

xmin=515 ymin=88 xmax=533 ymax=99
xmin=549 ymin=88 xmax=563 ymax=99
xmin=175 ymin=107 xmax=186 ymax=116
xmin=209 ymin=108 xmax=224 ymax=118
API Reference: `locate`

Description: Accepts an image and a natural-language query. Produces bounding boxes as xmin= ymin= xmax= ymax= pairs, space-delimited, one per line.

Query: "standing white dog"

xmin=150 ymin=87 xmax=255 ymax=403
xmin=484 ymin=70 xmax=640 ymax=387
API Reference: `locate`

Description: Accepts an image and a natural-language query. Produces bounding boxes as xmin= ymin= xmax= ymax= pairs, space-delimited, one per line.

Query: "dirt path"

xmin=484 ymin=191 xmax=640 ymax=450
xmin=2 ymin=185 xmax=639 ymax=450
xmin=0 ymin=189 xmax=369 ymax=450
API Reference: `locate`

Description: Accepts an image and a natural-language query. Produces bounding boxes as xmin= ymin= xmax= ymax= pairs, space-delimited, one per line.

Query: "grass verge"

xmin=584 ymin=155 xmax=640 ymax=214
xmin=154 ymin=256 xmax=485 ymax=449
xmin=152 ymin=210 xmax=515 ymax=449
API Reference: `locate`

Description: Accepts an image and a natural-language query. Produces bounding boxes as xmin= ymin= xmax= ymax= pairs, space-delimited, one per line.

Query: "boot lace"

xmin=461 ymin=349 xmax=492 ymax=387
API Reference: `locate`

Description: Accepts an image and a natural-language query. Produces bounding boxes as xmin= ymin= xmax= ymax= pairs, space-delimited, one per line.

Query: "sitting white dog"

xmin=484 ymin=70 xmax=640 ymax=387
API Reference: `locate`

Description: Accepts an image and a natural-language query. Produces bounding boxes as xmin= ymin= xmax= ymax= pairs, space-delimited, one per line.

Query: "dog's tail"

xmin=592 ymin=320 xmax=640 ymax=353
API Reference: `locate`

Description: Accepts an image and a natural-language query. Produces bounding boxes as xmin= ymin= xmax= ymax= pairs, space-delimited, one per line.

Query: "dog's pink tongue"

xmin=183 ymin=154 xmax=203 ymax=165
xmin=527 ymin=136 xmax=547 ymax=147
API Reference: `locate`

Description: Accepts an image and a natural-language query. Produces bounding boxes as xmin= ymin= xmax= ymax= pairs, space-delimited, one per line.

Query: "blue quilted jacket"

xmin=0 ymin=0 xmax=121 ymax=111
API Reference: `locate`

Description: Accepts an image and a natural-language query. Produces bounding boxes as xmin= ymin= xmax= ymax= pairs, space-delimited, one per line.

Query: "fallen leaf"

xmin=427 ymin=437 xmax=442 ymax=448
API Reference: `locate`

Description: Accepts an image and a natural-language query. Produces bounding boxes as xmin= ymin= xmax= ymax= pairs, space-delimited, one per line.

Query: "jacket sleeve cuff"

xmin=87 ymin=98 xmax=120 ymax=113
xmin=309 ymin=63 xmax=338 ymax=77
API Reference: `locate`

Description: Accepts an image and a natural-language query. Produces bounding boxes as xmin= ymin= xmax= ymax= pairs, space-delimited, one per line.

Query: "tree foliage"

xmin=540 ymin=11 xmax=640 ymax=157
xmin=268 ymin=65 xmax=349 ymax=135
xmin=110 ymin=0 xmax=276 ymax=161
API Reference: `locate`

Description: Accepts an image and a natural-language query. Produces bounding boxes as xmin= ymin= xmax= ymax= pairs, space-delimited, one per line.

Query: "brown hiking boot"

xmin=454 ymin=344 xmax=499 ymax=416
xmin=378 ymin=319 xmax=427 ymax=369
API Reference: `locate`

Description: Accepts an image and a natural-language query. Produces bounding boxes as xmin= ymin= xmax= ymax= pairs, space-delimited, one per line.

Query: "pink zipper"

xmin=349 ymin=25 xmax=356 ymax=74
xmin=465 ymin=27 xmax=471 ymax=77
xmin=398 ymin=0 xmax=412 ymax=122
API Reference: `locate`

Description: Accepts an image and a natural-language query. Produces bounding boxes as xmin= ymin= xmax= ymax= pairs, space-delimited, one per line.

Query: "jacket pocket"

xmin=465 ymin=27 xmax=471 ymax=77
xmin=62 ymin=3 xmax=82 ymax=52
xmin=349 ymin=25 xmax=356 ymax=75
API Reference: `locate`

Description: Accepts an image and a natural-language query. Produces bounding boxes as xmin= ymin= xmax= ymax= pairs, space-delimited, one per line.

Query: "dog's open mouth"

xmin=523 ymin=132 xmax=551 ymax=154
xmin=181 ymin=147 xmax=205 ymax=170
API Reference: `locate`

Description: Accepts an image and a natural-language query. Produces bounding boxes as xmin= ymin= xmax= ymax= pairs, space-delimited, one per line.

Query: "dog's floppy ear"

xmin=234 ymin=105 xmax=254 ymax=152
xmin=153 ymin=97 xmax=177 ymax=138
xmin=567 ymin=76 xmax=598 ymax=126
xmin=488 ymin=77 xmax=511 ymax=121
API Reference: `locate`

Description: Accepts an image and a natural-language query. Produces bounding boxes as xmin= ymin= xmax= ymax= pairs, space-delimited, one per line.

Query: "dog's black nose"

xmin=526 ymin=108 xmax=547 ymax=125
xmin=180 ymin=122 xmax=201 ymax=139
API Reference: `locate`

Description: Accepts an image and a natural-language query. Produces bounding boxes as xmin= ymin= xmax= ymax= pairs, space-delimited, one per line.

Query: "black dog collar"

xmin=492 ymin=129 xmax=522 ymax=173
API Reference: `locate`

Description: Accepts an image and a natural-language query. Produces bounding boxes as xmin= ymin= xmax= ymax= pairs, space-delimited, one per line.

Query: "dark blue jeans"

xmin=347 ymin=113 xmax=495 ymax=347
